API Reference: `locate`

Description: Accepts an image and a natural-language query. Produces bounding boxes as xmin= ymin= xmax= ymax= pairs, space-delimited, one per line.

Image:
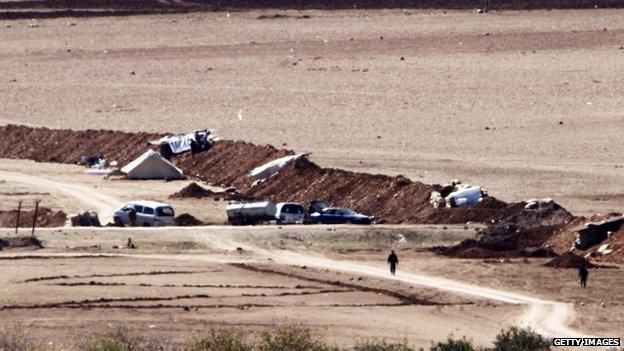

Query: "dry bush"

xmin=82 ymin=327 xmax=172 ymax=351
xmin=354 ymin=339 xmax=414 ymax=351
xmin=491 ymin=327 xmax=550 ymax=351
xmin=0 ymin=325 xmax=49 ymax=351
xmin=256 ymin=325 xmax=340 ymax=351
xmin=429 ymin=336 xmax=478 ymax=351
xmin=184 ymin=328 xmax=252 ymax=351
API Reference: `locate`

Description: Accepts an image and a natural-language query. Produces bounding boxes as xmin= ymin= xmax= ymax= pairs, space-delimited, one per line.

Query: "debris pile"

xmin=67 ymin=211 xmax=101 ymax=227
xmin=430 ymin=180 xmax=487 ymax=208
xmin=0 ymin=208 xmax=67 ymax=228
xmin=438 ymin=199 xmax=574 ymax=258
xmin=0 ymin=236 xmax=43 ymax=250
xmin=80 ymin=154 xmax=118 ymax=176
xmin=573 ymin=216 xmax=623 ymax=250
xmin=149 ymin=129 xmax=214 ymax=159
xmin=546 ymin=215 xmax=624 ymax=264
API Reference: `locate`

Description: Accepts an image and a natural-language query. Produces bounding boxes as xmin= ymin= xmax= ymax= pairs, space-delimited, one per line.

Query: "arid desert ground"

xmin=2 ymin=7 xmax=624 ymax=214
xmin=1 ymin=5 xmax=623 ymax=350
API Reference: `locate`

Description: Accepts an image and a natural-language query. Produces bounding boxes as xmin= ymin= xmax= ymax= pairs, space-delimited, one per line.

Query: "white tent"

xmin=121 ymin=150 xmax=184 ymax=180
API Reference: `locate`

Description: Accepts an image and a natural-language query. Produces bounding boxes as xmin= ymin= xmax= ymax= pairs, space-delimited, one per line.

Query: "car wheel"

xmin=113 ymin=217 xmax=124 ymax=227
xmin=143 ymin=223 xmax=151 ymax=227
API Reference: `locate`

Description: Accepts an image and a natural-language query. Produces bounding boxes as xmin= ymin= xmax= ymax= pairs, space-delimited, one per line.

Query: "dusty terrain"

xmin=0 ymin=159 xmax=622 ymax=347
xmin=1 ymin=8 xmax=624 ymax=216
xmin=1 ymin=5 xmax=624 ymax=349
xmin=0 ymin=224 xmax=621 ymax=349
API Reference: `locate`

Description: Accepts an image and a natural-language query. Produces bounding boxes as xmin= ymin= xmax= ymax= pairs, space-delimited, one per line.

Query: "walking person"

xmin=388 ymin=250 xmax=399 ymax=276
xmin=579 ymin=262 xmax=589 ymax=288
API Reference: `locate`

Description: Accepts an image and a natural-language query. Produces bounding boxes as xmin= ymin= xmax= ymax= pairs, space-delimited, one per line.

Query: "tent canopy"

xmin=121 ymin=150 xmax=183 ymax=180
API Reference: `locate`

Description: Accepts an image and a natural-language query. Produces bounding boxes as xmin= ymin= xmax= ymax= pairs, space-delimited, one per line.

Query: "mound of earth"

xmin=543 ymin=253 xmax=595 ymax=269
xmin=439 ymin=200 xmax=575 ymax=258
xmin=0 ymin=207 xmax=67 ymax=228
xmin=0 ymin=236 xmax=43 ymax=250
xmin=174 ymin=213 xmax=205 ymax=226
xmin=0 ymin=125 xmax=529 ymax=226
xmin=171 ymin=182 xmax=218 ymax=198
xmin=0 ymin=125 xmax=161 ymax=166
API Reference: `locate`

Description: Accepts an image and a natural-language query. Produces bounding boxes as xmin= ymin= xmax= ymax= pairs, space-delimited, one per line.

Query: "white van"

xmin=275 ymin=202 xmax=305 ymax=224
xmin=113 ymin=200 xmax=175 ymax=227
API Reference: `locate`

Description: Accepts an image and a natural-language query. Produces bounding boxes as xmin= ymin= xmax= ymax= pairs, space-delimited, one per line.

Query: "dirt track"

xmin=0 ymin=168 xmax=589 ymax=339
xmin=0 ymin=170 xmax=121 ymax=224
xmin=0 ymin=167 xmax=589 ymax=338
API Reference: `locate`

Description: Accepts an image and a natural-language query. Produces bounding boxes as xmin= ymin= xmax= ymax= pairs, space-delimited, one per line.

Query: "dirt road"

xmin=0 ymin=171 xmax=589 ymax=338
xmin=0 ymin=170 xmax=121 ymax=224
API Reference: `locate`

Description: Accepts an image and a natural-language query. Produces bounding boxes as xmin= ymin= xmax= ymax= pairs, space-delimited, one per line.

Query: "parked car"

xmin=226 ymin=201 xmax=305 ymax=225
xmin=113 ymin=200 xmax=175 ymax=227
xmin=309 ymin=207 xmax=374 ymax=225
xmin=275 ymin=202 xmax=305 ymax=224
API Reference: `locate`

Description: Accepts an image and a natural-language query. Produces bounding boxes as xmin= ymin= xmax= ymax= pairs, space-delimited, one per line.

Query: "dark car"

xmin=309 ymin=207 xmax=374 ymax=225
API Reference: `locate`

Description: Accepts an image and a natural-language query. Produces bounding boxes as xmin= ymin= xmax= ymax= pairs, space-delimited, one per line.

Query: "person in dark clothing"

xmin=127 ymin=207 xmax=137 ymax=227
xmin=579 ymin=262 xmax=589 ymax=288
xmin=388 ymin=250 xmax=399 ymax=275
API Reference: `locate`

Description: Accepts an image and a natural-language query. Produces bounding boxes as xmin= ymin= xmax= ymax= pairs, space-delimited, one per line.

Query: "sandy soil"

xmin=0 ymin=225 xmax=620 ymax=349
xmin=1 ymin=9 xmax=623 ymax=216
xmin=0 ymin=227 xmax=507 ymax=349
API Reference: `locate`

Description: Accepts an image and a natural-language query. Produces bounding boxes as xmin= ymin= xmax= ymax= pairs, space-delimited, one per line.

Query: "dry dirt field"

xmin=1 ymin=224 xmax=621 ymax=349
xmin=1 ymin=8 xmax=624 ymax=216
xmin=1 ymin=5 xmax=624 ymax=349
xmin=0 ymin=160 xmax=622 ymax=347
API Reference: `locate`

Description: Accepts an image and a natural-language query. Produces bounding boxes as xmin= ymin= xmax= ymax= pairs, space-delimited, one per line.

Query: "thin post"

xmin=31 ymin=200 xmax=39 ymax=237
xmin=15 ymin=201 xmax=22 ymax=234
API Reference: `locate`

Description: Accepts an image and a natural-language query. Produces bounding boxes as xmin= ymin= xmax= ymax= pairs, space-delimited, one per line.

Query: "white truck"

xmin=226 ymin=201 xmax=304 ymax=225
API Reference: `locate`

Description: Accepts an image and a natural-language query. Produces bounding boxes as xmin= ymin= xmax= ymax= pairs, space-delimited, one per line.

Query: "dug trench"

xmin=3 ymin=263 xmax=469 ymax=311
xmin=0 ymin=125 xmax=619 ymax=262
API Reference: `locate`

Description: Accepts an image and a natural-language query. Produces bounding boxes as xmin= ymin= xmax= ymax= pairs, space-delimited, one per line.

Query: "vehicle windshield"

xmin=156 ymin=206 xmax=175 ymax=217
xmin=340 ymin=208 xmax=356 ymax=215
xmin=281 ymin=204 xmax=304 ymax=214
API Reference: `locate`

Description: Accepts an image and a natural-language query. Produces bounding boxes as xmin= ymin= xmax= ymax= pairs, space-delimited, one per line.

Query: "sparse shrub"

xmin=354 ymin=338 xmax=414 ymax=351
xmin=0 ymin=325 xmax=48 ymax=351
xmin=257 ymin=325 xmax=339 ymax=351
xmin=184 ymin=328 xmax=252 ymax=351
xmin=429 ymin=337 xmax=478 ymax=351
xmin=491 ymin=327 xmax=550 ymax=351
xmin=83 ymin=327 xmax=170 ymax=351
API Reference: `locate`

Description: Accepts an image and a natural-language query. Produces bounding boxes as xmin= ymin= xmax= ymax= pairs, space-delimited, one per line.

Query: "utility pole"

xmin=31 ymin=200 xmax=39 ymax=237
xmin=15 ymin=201 xmax=22 ymax=234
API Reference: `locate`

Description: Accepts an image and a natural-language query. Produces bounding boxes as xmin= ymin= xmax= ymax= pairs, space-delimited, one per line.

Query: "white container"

xmin=445 ymin=186 xmax=483 ymax=207
xmin=226 ymin=201 xmax=277 ymax=218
